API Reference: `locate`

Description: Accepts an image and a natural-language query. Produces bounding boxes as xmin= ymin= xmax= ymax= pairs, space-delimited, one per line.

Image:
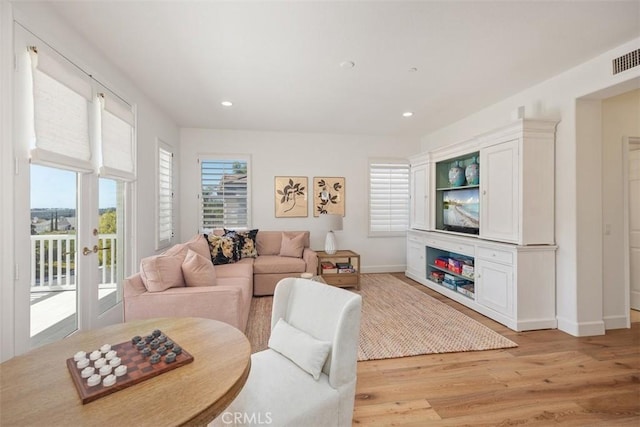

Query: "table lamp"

xmin=322 ymin=214 xmax=343 ymax=255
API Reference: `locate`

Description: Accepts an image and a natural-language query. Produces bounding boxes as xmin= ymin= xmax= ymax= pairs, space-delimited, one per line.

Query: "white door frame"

xmin=623 ymin=136 xmax=640 ymax=322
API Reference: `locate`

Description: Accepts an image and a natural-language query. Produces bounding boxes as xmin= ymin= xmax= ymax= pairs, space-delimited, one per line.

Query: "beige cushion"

xmin=256 ymin=231 xmax=309 ymax=256
xmin=139 ymin=254 xmax=184 ymax=292
xmin=256 ymin=231 xmax=283 ymax=255
xmin=214 ymin=258 xmax=254 ymax=279
xmin=268 ymin=318 xmax=332 ymax=380
xmin=279 ymin=232 xmax=305 ymax=258
xmin=253 ymin=255 xmax=306 ymax=274
xmin=182 ymin=249 xmax=217 ymax=287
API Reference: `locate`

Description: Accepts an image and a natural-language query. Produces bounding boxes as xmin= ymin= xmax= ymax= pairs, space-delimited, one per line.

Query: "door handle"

xmin=82 ymin=245 xmax=98 ymax=256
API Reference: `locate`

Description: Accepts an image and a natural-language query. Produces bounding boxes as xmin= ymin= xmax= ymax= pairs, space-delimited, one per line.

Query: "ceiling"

xmin=35 ymin=1 xmax=640 ymax=138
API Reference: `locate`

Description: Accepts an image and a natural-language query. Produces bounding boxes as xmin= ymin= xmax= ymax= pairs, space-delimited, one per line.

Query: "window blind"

xmin=97 ymin=91 xmax=136 ymax=181
xmin=369 ymin=160 xmax=410 ymax=235
xmin=200 ymin=158 xmax=249 ymax=229
xmin=28 ymin=46 xmax=93 ymax=172
xmin=157 ymin=143 xmax=173 ymax=249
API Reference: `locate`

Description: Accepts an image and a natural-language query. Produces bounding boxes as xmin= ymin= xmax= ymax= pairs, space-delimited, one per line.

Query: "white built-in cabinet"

xmin=406 ymin=119 xmax=558 ymax=331
xmin=409 ymin=154 xmax=430 ymax=231
xmin=480 ymin=140 xmax=519 ymax=243
xmin=478 ymin=120 xmax=556 ymax=245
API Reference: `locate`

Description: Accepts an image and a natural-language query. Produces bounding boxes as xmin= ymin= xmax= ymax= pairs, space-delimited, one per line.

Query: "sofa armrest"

xmin=124 ymin=285 xmax=245 ymax=330
xmin=302 ymin=248 xmax=318 ymax=274
xmin=123 ymin=273 xmax=146 ymax=298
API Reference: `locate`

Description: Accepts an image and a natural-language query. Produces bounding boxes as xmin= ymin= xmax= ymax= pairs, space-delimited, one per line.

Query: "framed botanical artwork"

xmin=313 ymin=177 xmax=345 ymax=217
xmin=275 ymin=176 xmax=308 ymax=218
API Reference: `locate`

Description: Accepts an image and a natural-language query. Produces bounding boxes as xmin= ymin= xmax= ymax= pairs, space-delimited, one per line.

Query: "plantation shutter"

xmin=27 ymin=45 xmax=93 ymax=172
xmin=200 ymin=158 xmax=249 ymax=229
xmin=157 ymin=143 xmax=174 ymax=248
xmin=369 ymin=159 xmax=410 ymax=235
xmin=97 ymin=91 xmax=136 ymax=181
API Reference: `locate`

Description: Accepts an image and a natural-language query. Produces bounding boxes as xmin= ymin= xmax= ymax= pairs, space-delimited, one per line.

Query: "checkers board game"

xmin=66 ymin=330 xmax=194 ymax=404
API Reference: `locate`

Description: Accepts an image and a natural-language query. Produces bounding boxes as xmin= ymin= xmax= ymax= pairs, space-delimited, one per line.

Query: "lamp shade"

xmin=322 ymin=214 xmax=343 ymax=231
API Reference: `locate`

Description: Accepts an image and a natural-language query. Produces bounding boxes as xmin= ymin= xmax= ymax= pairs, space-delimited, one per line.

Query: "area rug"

xmin=245 ymin=273 xmax=517 ymax=361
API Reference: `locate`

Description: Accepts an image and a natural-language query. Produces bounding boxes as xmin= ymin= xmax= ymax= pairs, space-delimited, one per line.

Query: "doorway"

xmin=625 ymin=137 xmax=640 ymax=314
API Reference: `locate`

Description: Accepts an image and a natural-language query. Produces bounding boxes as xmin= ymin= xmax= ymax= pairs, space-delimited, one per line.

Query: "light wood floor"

xmin=353 ymin=273 xmax=640 ymax=426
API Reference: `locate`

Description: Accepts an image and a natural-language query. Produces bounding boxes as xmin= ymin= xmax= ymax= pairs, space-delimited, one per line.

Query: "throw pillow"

xmin=182 ymin=249 xmax=217 ymax=287
xmin=279 ymin=232 xmax=305 ymax=258
xmin=164 ymin=235 xmax=210 ymax=261
xmin=268 ymin=318 xmax=332 ymax=380
xmin=139 ymin=254 xmax=185 ymax=292
xmin=224 ymin=228 xmax=259 ymax=258
xmin=206 ymin=234 xmax=240 ymax=265
xmin=186 ymin=234 xmax=212 ymax=260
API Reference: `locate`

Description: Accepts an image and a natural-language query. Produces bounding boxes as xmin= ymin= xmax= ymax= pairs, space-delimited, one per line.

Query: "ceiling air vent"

xmin=612 ymin=49 xmax=639 ymax=75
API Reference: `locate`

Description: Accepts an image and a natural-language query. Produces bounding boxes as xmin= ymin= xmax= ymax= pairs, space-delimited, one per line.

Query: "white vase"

xmin=325 ymin=231 xmax=337 ymax=254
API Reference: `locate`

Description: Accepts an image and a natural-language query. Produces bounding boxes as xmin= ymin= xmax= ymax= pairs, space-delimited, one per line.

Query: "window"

xmin=369 ymin=159 xmax=410 ymax=236
xmin=157 ymin=140 xmax=174 ymax=249
xmin=200 ymin=156 xmax=250 ymax=230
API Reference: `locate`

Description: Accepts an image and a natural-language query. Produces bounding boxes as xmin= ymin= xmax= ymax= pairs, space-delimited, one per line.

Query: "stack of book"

xmin=335 ymin=262 xmax=356 ymax=274
xmin=321 ymin=262 xmax=337 ymax=274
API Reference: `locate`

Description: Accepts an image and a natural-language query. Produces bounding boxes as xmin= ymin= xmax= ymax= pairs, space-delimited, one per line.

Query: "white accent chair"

xmin=212 ymin=277 xmax=362 ymax=427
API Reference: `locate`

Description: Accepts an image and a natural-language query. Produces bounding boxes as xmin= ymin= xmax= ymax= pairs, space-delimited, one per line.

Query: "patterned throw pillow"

xmin=206 ymin=234 xmax=240 ymax=265
xmin=224 ymin=228 xmax=259 ymax=259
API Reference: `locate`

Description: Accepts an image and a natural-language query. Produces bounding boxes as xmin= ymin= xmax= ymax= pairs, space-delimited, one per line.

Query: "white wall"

xmin=180 ymin=128 xmax=418 ymax=272
xmin=419 ymin=37 xmax=640 ymax=336
xmin=0 ymin=1 xmax=180 ymax=361
xmin=602 ymin=89 xmax=640 ymax=328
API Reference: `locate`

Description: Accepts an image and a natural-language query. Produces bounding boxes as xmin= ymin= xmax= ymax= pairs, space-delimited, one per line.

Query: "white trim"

xmin=0 ymin=0 xmax=15 ymax=362
xmin=603 ymin=314 xmax=629 ymax=330
xmin=556 ymin=316 xmax=605 ymax=337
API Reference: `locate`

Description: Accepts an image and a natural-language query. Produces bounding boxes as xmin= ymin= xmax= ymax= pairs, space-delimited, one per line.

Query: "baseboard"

xmin=516 ymin=318 xmax=558 ymax=331
xmin=557 ymin=316 xmax=605 ymax=337
xmin=603 ymin=314 xmax=629 ymax=330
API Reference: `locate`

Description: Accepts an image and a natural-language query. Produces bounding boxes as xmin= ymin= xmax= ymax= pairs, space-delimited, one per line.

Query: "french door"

xmin=13 ymin=25 xmax=135 ymax=355
xmin=19 ymin=164 xmax=127 ymax=352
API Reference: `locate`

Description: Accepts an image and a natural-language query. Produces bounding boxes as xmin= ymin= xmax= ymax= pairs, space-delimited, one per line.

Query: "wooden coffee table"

xmin=0 ymin=317 xmax=251 ymax=426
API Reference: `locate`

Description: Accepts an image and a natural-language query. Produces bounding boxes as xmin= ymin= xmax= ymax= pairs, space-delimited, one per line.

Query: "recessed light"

xmin=340 ymin=60 xmax=355 ymax=69
xmin=408 ymin=67 xmax=418 ymax=72
xmin=402 ymin=112 xmax=414 ymax=117
xmin=221 ymin=101 xmax=233 ymax=107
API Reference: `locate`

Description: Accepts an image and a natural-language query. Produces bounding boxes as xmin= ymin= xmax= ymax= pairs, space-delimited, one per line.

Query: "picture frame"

xmin=275 ymin=176 xmax=308 ymax=218
xmin=313 ymin=177 xmax=345 ymax=217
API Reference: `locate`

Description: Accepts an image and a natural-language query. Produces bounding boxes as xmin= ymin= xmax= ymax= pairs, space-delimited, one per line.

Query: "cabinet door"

xmin=410 ymin=164 xmax=429 ymax=230
xmin=406 ymin=236 xmax=426 ymax=279
xmin=480 ymin=139 xmax=519 ymax=243
xmin=476 ymin=259 xmax=513 ymax=317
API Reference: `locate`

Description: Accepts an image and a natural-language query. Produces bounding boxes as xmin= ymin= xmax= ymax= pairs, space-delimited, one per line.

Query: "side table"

xmin=316 ymin=250 xmax=360 ymax=290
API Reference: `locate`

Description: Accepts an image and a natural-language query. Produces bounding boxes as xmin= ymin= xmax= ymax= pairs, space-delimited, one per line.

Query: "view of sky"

xmin=30 ymin=165 xmax=117 ymax=209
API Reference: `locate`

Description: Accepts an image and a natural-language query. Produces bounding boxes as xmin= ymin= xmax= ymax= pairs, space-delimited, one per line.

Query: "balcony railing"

xmin=30 ymin=234 xmax=117 ymax=289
